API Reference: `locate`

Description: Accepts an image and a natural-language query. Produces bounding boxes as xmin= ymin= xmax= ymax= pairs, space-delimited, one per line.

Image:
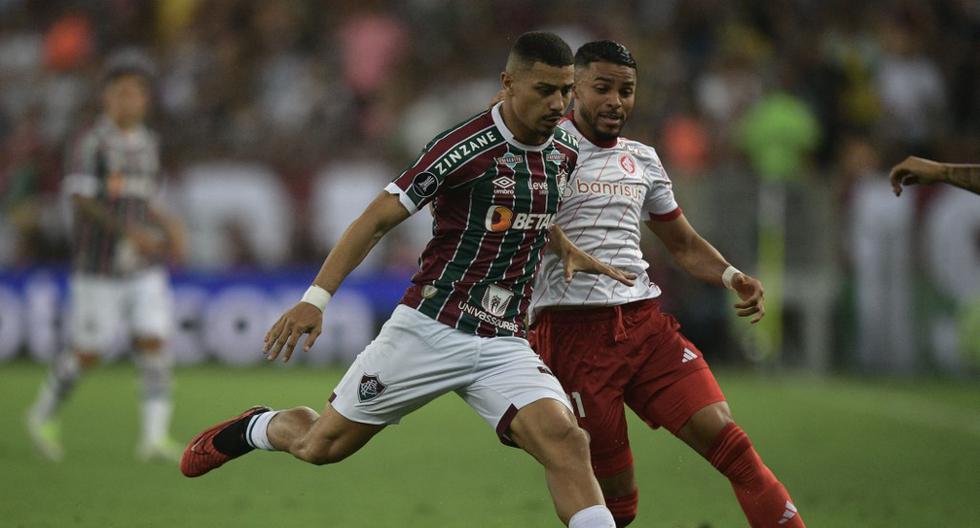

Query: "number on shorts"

xmin=570 ymin=391 xmax=586 ymax=418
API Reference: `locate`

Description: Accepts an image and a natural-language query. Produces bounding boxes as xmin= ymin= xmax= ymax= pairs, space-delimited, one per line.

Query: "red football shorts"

xmin=530 ymin=299 xmax=726 ymax=478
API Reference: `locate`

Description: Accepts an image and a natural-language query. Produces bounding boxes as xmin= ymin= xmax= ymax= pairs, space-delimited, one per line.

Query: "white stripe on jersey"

xmin=530 ymin=119 xmax=679 ymax=322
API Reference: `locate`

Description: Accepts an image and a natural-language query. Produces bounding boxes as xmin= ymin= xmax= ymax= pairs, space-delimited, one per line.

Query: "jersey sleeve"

xmin=384 ymin=132 xmax=486 ymax=214
xmin=639 ymin=146 xmax=681 ymax=221
xmin=62 ymin=131 xmax=101 ymax=198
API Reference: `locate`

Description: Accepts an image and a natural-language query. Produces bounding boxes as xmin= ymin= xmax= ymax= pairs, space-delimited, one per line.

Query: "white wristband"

xmin=300 ymin=285 xmax=332 ymax=312
xmin=721 ymin=266 xmax=741 ymax=290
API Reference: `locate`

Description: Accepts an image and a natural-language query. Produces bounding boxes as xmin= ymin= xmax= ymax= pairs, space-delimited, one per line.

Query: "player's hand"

xmin=562 ymin=248 xmax=636 ymax=287
xmin=731 ymin=272 xmax=765 ymax=324
xmin=263 ymin=302 xmax=323 ymax=363
xmin=126 ymin=226 xmax=166 ymax=258
xmin=889 ymin=156 xmax=945 ymax=196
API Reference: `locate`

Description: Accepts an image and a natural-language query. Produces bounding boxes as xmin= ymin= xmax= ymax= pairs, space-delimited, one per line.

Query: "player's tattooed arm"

xmin=548 ymin=224 xmax=636 ymax=286
xmin=889 ymin=156 xmax=980 ymax=196
xmin=264 ymin=191 xmax=410 ymax=362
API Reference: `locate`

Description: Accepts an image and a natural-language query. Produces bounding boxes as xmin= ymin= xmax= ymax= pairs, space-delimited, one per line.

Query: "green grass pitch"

xmin=2 ymin=362 xmax=978 ymax=527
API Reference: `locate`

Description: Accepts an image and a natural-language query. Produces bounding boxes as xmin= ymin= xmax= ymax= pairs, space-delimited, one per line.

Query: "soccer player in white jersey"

xmin=529 ymin=41 xmax=806 ymax=527
xmin=180 ymin=32 xmax=635 ymax=528
xmin=26 ymin=51 xmax=186 ymax=462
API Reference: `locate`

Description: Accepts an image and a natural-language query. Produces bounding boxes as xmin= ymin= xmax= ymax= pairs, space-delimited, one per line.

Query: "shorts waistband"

xmin=536 ymin=298 xmax=660 ymax=324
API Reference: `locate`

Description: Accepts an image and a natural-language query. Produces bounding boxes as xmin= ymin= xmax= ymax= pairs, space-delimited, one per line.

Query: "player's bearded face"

xmin=574 ymin=62 xmax=636 ymax=141
xmin=505 ymin=63 xmax=574 ymax=139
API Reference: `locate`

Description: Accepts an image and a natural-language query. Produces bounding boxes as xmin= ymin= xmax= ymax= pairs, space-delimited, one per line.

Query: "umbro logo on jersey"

xmin=682 ymin=348 xmax=698 ymax=363
xmin=778 ymin=501 xmax=798 ymax=524
xmin=493 ymin=176 xmax=516 ymax=195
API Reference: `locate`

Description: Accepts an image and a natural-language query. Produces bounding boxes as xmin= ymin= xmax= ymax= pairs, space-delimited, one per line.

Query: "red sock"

xmin=605 ymin=489 xmax=638 ymax=527
xmin=707 ymin=423 xmax=805 ymax=527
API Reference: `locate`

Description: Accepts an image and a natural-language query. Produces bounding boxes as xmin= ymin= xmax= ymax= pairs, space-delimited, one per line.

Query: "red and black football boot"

xmin=180 ymin=405 xmax=270 ymax=477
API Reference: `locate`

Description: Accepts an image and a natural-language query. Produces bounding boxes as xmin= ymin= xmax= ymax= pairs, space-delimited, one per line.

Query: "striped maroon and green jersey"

xmin=385 ymin=103 xmax=578 ymax=338
xmin=63 ymin=117 xmax=162 ymax=277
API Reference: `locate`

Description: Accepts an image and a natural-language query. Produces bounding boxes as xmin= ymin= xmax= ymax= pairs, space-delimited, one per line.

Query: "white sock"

xmin=31 ymin=352 xmax=81 ymax=422
xmin=568 ymin=505 xmax=616 ymax=528
xmin=245 ymin=410 xmax=280 ymax=451
xmin=141 ymin=397 xmax=172 ymax=445
xmin=137 ymin=351 xmax=173 ymax=445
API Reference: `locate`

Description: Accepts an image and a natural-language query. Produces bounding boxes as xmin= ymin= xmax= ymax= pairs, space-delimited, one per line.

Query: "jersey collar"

xmin=491 ymin=102 xmax=554 ymax=152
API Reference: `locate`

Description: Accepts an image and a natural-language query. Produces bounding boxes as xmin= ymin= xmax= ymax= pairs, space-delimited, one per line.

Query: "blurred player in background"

xmin=889 ymin=155 xmax=980 ymax=195
xmin=180 ymin=31 xmax=635 ymax=528
xmin=26 ymin=50 xmax=186 ymax=462
xmin=529 ymin=41 xmax=805 ymax=527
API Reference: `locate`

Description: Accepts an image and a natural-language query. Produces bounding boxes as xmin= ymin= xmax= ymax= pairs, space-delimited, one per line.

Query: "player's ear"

xmin=501 ymin=71 xmax=514 ymax=94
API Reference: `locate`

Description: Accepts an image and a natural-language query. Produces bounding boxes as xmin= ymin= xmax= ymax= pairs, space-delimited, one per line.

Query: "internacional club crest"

xmin=358 ymin=374 xmax=387 ymax=402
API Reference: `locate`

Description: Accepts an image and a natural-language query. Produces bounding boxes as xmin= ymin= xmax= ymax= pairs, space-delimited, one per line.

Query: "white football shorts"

xmin=68 ymin=267 xmax=174 ymax=352
xmin=330 ymin=304 xmax=571 ymax=445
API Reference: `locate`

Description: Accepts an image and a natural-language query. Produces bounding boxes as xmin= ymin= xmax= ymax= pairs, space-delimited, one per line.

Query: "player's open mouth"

xmin=598 ymin=113 xmax=623 ymax=126
xmin=543 ymin=115 xmax=562 ymax=124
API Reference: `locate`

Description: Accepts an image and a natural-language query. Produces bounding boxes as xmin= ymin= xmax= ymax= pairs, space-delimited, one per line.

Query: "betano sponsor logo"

xmin=457 ymin=301 xmax=520 ymax=332
xmin=432 ymin=129 xmax=501 ymax=176
xmin=573 ymin=179 xmax=643 ymax=201
xmin=484 ymin=205 xmax=554 ymax=231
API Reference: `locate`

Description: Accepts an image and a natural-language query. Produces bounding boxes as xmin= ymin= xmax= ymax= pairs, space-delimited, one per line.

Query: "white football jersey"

xmin=530 ymin=118 xmax=680 ymax=322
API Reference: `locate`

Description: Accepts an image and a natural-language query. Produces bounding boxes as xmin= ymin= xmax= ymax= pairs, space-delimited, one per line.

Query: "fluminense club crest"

xmin=358 ymin=373 xmax=387 ymax=402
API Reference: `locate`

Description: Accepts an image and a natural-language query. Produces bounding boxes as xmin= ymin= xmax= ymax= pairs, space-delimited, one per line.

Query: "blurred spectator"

xmin=874 ymin=16 xmax=947 ymax=150
xmin=843 ymin=137 xmax=916 ymax=373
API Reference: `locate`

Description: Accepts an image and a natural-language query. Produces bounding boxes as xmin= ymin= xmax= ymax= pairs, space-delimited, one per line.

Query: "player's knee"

xmin=683 ymin=401 xmax=735 ymax=455
xmin=542 ymin=420 xmax=591 ymax=463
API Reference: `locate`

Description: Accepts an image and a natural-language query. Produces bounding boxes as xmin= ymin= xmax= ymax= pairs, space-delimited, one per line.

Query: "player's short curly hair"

xmin=510 ymin=31 xmax=574 ymax=68
xmin=102 ymin=48 xmax=156 ymax=85
xmin=575 ymin=40 xmax=637 ymax=71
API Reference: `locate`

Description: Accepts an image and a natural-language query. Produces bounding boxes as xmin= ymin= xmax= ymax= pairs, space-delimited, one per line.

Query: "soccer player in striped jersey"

xmin=181 ymin=32 xmax=633 ymax=528
xmin=26 ymin=51 xmax=186 ymax=462
xmin=529 ymin=41 xmax=806 ymax=527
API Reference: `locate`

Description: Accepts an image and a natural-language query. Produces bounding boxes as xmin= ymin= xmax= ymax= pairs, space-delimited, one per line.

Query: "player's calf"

xmin=597 ymin=469 xmax=639 ymax=527
xmin=271 ymin=405 xmax=384 ymax=466
xmin=509 ymin=399 xmax=615 ymax=527
xmin=706 ymin=422 xmax=805 ymax=527
xmin=606 ymin=490 xmax=638 ymax=527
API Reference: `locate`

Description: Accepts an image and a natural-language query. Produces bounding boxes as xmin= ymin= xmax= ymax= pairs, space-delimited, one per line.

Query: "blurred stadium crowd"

xmin=1 ymin=0 xmax=978 ymax=372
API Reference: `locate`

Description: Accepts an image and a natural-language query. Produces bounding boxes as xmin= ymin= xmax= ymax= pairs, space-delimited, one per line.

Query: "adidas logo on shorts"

xmin=681 ymin=348 xmax=698 ymax=363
